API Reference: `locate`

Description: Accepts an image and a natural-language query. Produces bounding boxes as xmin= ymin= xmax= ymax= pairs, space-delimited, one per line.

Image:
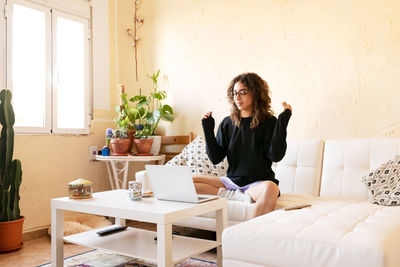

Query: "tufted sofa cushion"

xmin=320 ymin=139 xmax=400 ymax=200
xmin=223 ymin=198 xmax=400 ymax=267
xmin=273 ymin=139 xmax=324 ymax=196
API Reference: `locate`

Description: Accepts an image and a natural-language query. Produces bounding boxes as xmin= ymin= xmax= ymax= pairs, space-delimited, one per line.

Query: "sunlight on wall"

xmin=120 ymin=0 xmax=400 ymax=139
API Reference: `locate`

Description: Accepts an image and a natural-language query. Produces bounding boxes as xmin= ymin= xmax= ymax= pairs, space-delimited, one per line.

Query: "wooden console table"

xmin=95 ymin=155 xmax=165 ymax=190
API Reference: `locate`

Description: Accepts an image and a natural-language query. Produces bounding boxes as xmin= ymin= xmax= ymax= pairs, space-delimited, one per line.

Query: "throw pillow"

xmin=362 ymin=155 xmax=400 ymax=206
xmin=166 ymin=136 xmax=228 ymax=176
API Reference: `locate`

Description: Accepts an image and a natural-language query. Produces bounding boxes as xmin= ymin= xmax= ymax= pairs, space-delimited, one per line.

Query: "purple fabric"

xmin=219 ymin=176 xmax=262 ymax=192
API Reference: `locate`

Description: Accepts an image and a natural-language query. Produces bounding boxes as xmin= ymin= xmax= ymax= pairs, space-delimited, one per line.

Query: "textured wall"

xmin=124 ymin=0 xmax=400 ymax=139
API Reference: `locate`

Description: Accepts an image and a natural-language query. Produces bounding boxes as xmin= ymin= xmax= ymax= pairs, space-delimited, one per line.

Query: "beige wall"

xmin=119 ymin=0 xmax=400 ymax=139
xmin=15 ymin=121 xmax=113 ymax=232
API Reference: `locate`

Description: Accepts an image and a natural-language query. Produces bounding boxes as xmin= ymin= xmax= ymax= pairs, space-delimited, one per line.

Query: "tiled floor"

xmin=0 ymin=220 xmax=216 ymax=267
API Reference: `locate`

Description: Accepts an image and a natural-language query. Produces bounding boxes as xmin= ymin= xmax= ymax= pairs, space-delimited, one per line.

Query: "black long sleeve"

xmin=267 ymin=109 xmax=292 ymax=162
xmin=201 ymin=109 xmax=291 ymax=187
xmin=202 ymin=117 xmax=226 ymax=165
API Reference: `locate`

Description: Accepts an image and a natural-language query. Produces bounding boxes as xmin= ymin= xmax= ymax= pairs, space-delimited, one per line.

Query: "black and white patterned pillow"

xmin=362 ymin=155 xmax=400 ymax=206
xmin=166 ymin=136 xmax=228 ymax=176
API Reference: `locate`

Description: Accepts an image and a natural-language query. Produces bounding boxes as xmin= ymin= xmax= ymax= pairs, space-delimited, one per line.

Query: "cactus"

xmin=0 ymin=89 xmax=22 ymax=222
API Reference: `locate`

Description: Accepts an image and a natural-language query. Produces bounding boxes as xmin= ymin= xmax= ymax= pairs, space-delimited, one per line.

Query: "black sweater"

xmin=202 ymin=109 xmax=292 ymax=187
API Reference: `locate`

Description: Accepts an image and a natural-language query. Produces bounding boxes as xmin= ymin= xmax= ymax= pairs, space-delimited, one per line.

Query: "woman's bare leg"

xmin=245 ymin=181 xmax=279 ymax=218
xmin=193 ymin=175 xmax=225 ymax=195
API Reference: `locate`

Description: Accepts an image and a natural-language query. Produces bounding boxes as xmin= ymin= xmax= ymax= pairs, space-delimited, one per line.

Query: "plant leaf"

xmin=161 ymin=113 xmax=174 ymax=122
xmin=130 ymin=95 xmax=146 ymax=102
xmin=162 ymin=104 xmax=173 ymax=114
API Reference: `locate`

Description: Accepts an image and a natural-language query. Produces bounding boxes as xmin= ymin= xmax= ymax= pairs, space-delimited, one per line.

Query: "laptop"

xmin=145 ymin=165 xmax=219 ymax=203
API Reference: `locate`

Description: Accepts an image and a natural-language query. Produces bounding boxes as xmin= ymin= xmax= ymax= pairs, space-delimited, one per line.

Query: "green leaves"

xmin=150 ymin=91 xmax=166 ymax=101
xmin=129 ymin=95 xmax=147 ymax=103
xmin=160 ymin=104 xmax=174 ymax=122
xmin=147 ymin=69 xmax=160 ymax=88
xmin=128 ymin=70 xmax=174 ymax=137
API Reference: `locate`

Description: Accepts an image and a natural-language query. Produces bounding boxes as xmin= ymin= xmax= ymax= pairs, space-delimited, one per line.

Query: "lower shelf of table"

xmin=64 ymin=225 xmax=220 ymax=264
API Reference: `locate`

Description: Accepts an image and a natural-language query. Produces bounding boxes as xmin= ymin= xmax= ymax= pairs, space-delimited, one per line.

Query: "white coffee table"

xmin=51 ymin=190 xmax=227 ymax=267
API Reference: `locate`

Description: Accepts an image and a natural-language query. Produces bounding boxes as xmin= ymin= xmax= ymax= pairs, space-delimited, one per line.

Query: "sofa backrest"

xmin=320 ymin=139 xmax=400 ymax=200
xmin=273 ymin=139 xmax=324 ymax=196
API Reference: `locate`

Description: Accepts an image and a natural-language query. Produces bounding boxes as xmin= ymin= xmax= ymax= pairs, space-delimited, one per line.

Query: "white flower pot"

xmin=149 ymin=135 xmax=162 ymax=155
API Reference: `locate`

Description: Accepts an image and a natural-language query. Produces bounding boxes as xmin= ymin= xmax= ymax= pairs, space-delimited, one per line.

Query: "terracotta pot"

xmin=0 ymin=216 xmax=25 ymax=252
xmin=134 ymin=138 xmax=154 ymax=156
xmin=127 ymin=129 xmax=136 ymax=152
xmin=110 ymin=139 xmax=131 ymax=156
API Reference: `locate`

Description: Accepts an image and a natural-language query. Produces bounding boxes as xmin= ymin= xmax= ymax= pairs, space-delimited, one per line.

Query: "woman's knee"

xmin=259 ymin=181 xmax=279 ymax=196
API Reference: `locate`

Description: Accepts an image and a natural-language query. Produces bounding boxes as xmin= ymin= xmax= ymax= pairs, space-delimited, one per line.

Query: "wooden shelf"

xmin=64 ymin=226 xmax=219 ymax=264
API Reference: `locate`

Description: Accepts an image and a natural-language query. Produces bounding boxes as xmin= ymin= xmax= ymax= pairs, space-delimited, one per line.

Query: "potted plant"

xmin=133 ymin=125 xmax=154 ymax=156
xmin=110 ymin=128 xmax=132 ymax=156
xmin=0 ymin=89 xmax=24 ymax=252
xmin=115 ymin=84 xmax=139 ymax=152
xmin=130 ymin=70 xmax=174 ymax=155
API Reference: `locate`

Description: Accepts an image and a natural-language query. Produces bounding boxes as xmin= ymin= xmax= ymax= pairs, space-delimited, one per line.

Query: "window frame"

xmin=51 ymin=9 xmax=90 ymax=134
xmin=5 ymin=0 xmax=91 ymax=134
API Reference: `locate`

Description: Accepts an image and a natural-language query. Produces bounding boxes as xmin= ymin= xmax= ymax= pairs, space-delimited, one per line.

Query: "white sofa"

xmin=222 ymin=139 xmax=400 ymax=267
xmin=136 ymin=138 xmax=400 ymax=266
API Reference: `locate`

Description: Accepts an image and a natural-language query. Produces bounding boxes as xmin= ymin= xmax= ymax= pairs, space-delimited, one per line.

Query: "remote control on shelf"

xmin=96 ymin=225 xmax=127 ymax=236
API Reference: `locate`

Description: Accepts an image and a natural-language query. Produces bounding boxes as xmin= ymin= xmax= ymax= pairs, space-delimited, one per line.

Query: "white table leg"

xmin=121 ymin=160 xmax=129 ymax=189
xmin=216 ymin=206 xmax=227 ymax=267
xmin=51 ymin=208 xmax=64 ymax=267
xmin=106 ymin=162 xmax=115 ymax=190
xmin=157 ymin=223 xmax=173 ymax=267
xmin=115 ymin=218 xmax=126 ymax=226
xmin=110 ymin=161 xmax=120 ymax=189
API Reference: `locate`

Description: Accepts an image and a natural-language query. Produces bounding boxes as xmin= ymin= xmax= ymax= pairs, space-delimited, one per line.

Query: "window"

xmin=6 ymin=0 xmax=90 ymax=134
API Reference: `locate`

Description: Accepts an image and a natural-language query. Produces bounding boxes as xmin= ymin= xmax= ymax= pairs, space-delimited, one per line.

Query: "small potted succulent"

xmin=110 ymin=127 xmax=132 ymax=156
xmin=133 ymin=125 xmax=153 ymax=156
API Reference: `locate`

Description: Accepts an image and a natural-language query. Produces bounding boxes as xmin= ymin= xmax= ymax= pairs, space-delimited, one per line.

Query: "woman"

xmin=193 ymin=72 xmax=292 ymax=218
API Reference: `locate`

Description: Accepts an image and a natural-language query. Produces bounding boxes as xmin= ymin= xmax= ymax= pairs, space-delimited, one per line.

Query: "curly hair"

xmin=227 ymin=72 xmax=274 ymax=128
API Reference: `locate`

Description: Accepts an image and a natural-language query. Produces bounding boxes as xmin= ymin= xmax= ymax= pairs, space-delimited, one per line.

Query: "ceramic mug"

xmin=129 ymin=181 xmax=142 ymax=200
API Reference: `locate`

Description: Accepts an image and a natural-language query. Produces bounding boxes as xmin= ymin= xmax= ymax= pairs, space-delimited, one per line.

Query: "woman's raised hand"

xmin=203 ymin=111 xmax=213 ymax=119
xmin=282 ymin=102 xmax=292 ymax=112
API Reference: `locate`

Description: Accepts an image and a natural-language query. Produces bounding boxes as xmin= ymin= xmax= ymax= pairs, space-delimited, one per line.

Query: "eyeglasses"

xmin=231 ymin=89 xmax=248 ymax=97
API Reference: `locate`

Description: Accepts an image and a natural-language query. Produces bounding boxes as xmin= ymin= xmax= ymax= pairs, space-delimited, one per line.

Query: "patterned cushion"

xmin=166 ymin=136 xmax=228 ymax=176
xmin=362 ymin=155 xmax=400 ymax=206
